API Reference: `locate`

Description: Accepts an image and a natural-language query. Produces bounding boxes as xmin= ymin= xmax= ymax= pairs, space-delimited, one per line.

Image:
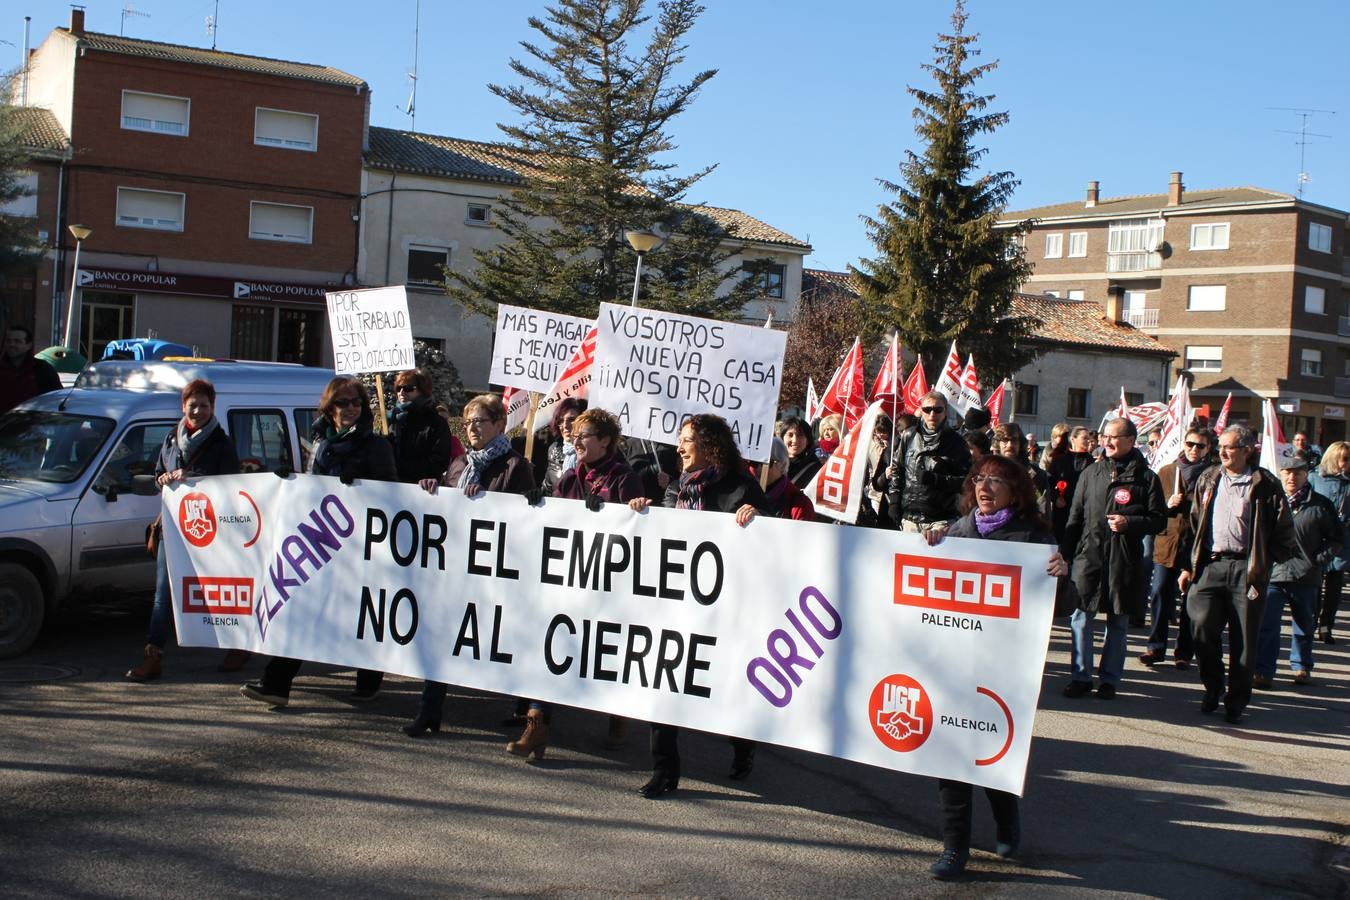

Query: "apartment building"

xmin=1002 ymin=173 xmax=1349 ymax=443
xmin=15 ymin=9 xmax=368 ymax=362
xmin=359 ymin=126 xmax=811 ymax=390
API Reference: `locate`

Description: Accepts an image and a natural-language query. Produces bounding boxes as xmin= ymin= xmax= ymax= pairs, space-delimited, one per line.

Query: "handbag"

xmin=146 ymin=513 xmax=163 ymax=558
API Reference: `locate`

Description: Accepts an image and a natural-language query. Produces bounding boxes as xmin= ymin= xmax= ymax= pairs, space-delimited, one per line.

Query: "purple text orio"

xmin=254 ymin=493 xmax=355 ymax=641
xmin=745 ymin=586 xmax=843 ymax=708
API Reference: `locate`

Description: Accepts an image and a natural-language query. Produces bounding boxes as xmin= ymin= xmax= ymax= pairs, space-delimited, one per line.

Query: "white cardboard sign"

xmin=326 ymin=285 xmax=415 ymax=374
xmin=488 ymin=304 xmax=594 ymax=394
xmin=590 ymin=302 xmax=786 ymax=460
xmin=164 ymin=472 xmax=1058 ymax=795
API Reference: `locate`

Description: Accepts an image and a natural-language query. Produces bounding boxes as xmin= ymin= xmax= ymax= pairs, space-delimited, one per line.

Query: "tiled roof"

xmin=1011 ymin=292 xmax=1175 ymax=357
xmin=797 ymin=270 xmax=1174 ymax=357
xmin=9 ymin=107 xmax=69 ymax=153
xmin=1004 ymin=186 xmax=1292 ymax=221
xmin=366 ymin=126 xmax=809 ymax=249
xmin=67 ymin=29 xmax=366 ymax=89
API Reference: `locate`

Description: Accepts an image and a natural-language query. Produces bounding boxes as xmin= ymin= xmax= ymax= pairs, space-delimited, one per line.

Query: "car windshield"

xmin=0 ymin=411 xmax=116 ymax=484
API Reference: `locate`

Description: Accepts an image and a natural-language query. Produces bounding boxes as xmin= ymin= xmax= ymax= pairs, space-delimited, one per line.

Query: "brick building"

xmin=14 ymin=9 xmax=369 ymax=362
xmin=1001 ymin=173 xmax=1350 ymax=443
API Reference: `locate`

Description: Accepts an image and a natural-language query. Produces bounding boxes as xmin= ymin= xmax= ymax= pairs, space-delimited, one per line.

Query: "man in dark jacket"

xmin=1253 ymin=452 xmax=1339 ymax=689
xmin=1063 ymin=417 xmax=1166 ymax=699
xmin=1179 ymin=425 xmax=1299 ymax=724
xmin=1 ymin=325 xmax=62 ymax=413
xmin=885 ymin=390 xmax=971 ymax=540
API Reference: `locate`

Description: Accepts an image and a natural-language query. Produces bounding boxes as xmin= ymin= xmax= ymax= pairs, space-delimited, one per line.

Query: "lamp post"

xmin=625 ymin=228 xmax=661 ymax=307
xmin=63 ymin=224 xmax=93 ymax=351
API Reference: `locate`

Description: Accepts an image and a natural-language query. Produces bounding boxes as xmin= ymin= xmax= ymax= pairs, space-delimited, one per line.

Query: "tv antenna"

xmin=120 ymin=2 xmax=150 ymax=36
xmin=1269 ymin=107 xmax=1336 ymax=198
xmin=396 ymin=0 xmax=420 ymax=130
xmin=206 ymin=0 xmax=221 ymax=49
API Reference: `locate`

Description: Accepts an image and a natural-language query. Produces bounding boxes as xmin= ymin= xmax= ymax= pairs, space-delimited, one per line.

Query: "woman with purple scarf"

xmin=922 ymin=453 xmax=1068 ymax=880
xmin=628 ymin=414 xmax=770 ymax=799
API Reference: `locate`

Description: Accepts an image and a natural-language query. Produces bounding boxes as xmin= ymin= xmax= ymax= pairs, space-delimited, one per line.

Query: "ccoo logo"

xmin=178 ymin=492 xmax=217 ymax=548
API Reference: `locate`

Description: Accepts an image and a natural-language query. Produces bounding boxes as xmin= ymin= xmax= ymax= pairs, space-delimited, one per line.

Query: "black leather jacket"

xmin=885 ymin=422 xmax=971 ymax=526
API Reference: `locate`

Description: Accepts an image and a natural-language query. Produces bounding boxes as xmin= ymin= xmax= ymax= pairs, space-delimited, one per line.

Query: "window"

xmin=466 ymin=203 xmax=490 ymax=226
xmin=1190 ymin=222 xmax=1229 ymax=250
xmin=231 ymin=305 xmax=274 ymax=360
xmin=121 ymin=90 xmax=189 ymax=136
xmin=254 ymin=108 xmax=318 ymax=151
xmin=1125 ymin=392 xmax=1144 ymax=407
xmin=293 ymin=408 xmax=320 ymax=472
xmin=249 ymin=201 xmax=312 ymax=243
xmin=277 ymin=308 xmax=323 ymax=366
xmin=1306 ymin=285 xmax=1326 ymax=315
xmin=1107 ymin=218 xmax=1164 ymax=272
xmin=0 ymin=170 xmax=37 ymax=217
xmin=1185 ymin=345 xmax=1222 ymax=371
xmin=1301 ymin=348 xmax=1323 ymax=377
xmin=1309 ymin=222 xmax=1333 ymax=253
xmin=1187 ymin=285 xmax=1226 ymax=311
xmin=116 ymin=187 xmax=185 ymax=232
xmin=1044 ymin=233 xmax=1063 ymax=259
xmin=1067 ymin=232 xmax=1087 ymax=258
xmin=407 ymin=246 xmax=450 ymax=285
xmin=1066 ymin=388 xmax=1091 ymax=419
xmin=1066 ymin=289 xmax=1085 ymax=301
xmin=742 ymin=262 xmax=785 ymax=299
xmin=1014 ymin=383 xmax=1038 ymax=416
xmin=228 ymin=409 xmax=293 ymax=473
xmin=95 ymin=421 xmax=176 ymax=495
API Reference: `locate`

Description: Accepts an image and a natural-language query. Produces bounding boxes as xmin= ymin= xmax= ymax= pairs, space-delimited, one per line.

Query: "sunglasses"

xmin=331 ymin=397 xmax=361 ymax=409
xmin=1184 ymin=441 xmax=1209 ymax=450
xmin=395 ymin=385 xmax=417 ymax=394
xmin=920 ymin=406 xmax=945 ymax=415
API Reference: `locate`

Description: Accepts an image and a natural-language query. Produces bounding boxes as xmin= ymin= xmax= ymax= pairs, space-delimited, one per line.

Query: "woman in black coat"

xmin=387 ymin=369 xmax=459 ymax=483
xmin=239 ymin=376 xmax=397 ymax=709
xmin=628 ymin=414 xmax=769 ymax=799
xmin=781 ymin=416 xmax=822 ymax=489
xmin=125 ymin=377 xmax=240 ymax=681
xmin=541 ymin=397 xmax=587 ymax=494
xmin=924 ymin=454 xmax=1068 ymax=880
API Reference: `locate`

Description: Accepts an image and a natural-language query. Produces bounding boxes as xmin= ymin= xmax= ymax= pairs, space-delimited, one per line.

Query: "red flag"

xmin=536 ymin=326 xmax=597 ymax=418
xmin=955 ymin=354 xmax=983 ymax=416
xmin=1213 ymin=392 xmax=1233 ymax=432
xmin=984 ymin=381 xmax=1007 ymax=427
xmin=901 ymin=353 xmax=929 ymax=414
xmin=868 ymin=333 xmax=903 ymax=419
xmin=819 ymin=337 xmax=867 ymax=430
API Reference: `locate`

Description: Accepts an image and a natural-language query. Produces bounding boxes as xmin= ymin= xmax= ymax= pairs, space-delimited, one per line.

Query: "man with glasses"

xmin=1140 ymin=427 xmax=1213 ymax=669
xmin=886 ymin=390 xmax=971 ymax=539
xmin=1179 ymin=425 xmax=1298 ymax=724
xmin=1063 ymin=418 xmax=1166 ymax=699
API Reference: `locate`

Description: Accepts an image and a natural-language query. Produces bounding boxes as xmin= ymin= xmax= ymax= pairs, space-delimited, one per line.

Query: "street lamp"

xmin=63 ymin=224 xmax=93 ymax=351
xmin=625 ymin=228 xmax=661 ymax=307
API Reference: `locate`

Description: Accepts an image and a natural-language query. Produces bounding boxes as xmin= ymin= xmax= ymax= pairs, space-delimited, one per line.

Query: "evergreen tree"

xmin=0 ymin=92 xmax=47 ymax=278
xmin=449 ymin=0 xmax=763 ymax=320
xmin=851 ymin=1 xmax=1038 ymax=382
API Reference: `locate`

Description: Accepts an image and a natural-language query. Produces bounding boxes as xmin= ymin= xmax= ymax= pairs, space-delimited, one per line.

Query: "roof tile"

xmin=8 ymin=107 xmax=69 ymax=153
xmin=1004 ymin=187 xmax=1292 ymax=221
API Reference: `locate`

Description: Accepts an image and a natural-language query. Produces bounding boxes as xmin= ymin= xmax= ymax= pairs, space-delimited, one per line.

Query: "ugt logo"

xmin=868 ymin=674 xmax=933 ymax=753
xmin=178 ymin=491 xmax=217 ymax=548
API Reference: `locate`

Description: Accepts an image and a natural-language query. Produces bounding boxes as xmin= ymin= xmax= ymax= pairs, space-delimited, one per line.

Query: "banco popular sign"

xmin=77 ymin=267 xmax=330 ymax=304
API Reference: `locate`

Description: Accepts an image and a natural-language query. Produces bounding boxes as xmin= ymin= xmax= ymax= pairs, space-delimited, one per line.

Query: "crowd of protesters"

xmin=16 ymin=359 xmax=1335 ymax=883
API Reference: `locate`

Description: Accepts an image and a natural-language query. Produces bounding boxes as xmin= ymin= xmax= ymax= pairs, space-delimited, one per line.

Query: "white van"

xmin=0 ymin=359 xmax=339 ymax=657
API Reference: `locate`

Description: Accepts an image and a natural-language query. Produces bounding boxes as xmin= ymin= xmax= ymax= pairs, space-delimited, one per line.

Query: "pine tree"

xmin=851 ymin=1 xmax=1038 ymax=382
xmin=0 ymin=93 xmax=47 ymax=277
xmin=449 ymin=0 xmax=763 ymax=320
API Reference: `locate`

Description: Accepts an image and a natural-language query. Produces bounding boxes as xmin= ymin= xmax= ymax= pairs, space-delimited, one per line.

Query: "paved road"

xmin=2 ymin=603 xmax=1347 ymax=898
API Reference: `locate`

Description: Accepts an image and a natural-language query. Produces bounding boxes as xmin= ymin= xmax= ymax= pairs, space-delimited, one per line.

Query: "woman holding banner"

xmin=401 ymin=393 xmax=536 ymax=737
xmin=506 ymin=408 xmax=647 ymax=758
xmin=924 ymin=453 xmax=1068 ymax=880
xmin=541 ymin=398 xmax=587 ymax=494
xmin=628 ymin=414 xmax=770 ymax=798
xmin=240 ymin=376 xmax=396 ymax=708
xmin=387 ymin=369 xmax=460 ymax=484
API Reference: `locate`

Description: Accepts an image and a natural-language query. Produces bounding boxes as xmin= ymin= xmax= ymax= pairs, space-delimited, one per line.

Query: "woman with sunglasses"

xmin=387 ymin=369 xmax=461 ymax=484
xmin=240 ymin=376 xmax=397 ymax=709
xmin=402 ymin=393 xmax=536 ymax=737
xmin=923 ymin=454 xmax=1068 ymax=880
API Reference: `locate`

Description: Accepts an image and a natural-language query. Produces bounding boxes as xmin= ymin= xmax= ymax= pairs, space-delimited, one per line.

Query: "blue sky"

xmin=13 ymin=0 xmax=1350 ymax=271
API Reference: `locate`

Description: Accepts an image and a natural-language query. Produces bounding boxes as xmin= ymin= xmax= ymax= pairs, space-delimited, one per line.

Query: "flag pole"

xmin=888 ymin=332 xmax=899 ymax=449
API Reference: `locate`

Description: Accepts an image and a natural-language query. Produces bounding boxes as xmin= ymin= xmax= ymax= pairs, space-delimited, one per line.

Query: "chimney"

xmin=1167 ymin=171 xmax=1184 ymax=207
xmin=1085 ymin=181 xmax=1099 ymax=208
xmin=1105 ymin=286 xmax=1124 ymax=324
xmin=70 ymin=8 xmax=85 ymax=35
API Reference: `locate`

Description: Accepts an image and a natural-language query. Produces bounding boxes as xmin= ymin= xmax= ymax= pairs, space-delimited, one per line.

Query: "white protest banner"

xmin=488 ymin=304 xmax=594 ymax=394
xmin=591 ymin=302 xmax=786 ymax=461
xmin=1151 ymin=374 xmax=1192 ymax=474
xmin=165 ymin=472 xmax=1058 ymax=794
xmin=326 ymin=285 xmax=415 ymax=374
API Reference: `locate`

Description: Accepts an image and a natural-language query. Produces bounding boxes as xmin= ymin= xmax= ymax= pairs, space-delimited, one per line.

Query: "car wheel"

xmin=0 ymin=563 xmax=45 ymax=658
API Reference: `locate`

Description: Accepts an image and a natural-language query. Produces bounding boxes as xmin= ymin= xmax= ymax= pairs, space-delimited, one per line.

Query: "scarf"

xmin=176 ymin=416 xmax=219 ymax=467
xmin=1177 ymin=456 xmax=1209 ymax=492
xmin=387 ymin=396 xmax=433 ymax=430
xmin=817 ymin=438 xmax=839 ymax=457
xmin=458 ymin=433 xmax=512 ymax=489
xmin=1286 ymin=483 xmax=1312 ymax=512
xmin=563 ymin=441 xmax=578 ymax=474
xmin=975 ymin=506 xmax=1016 ymax=536
xmin=576 ymin=451 xmax=619 ymax=501
xmin=674 ymin=466 xmax=720 ymax=511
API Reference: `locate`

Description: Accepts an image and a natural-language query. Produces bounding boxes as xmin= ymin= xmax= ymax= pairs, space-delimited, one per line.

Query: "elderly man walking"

xmin=1063 ymin=417 xmax=1166 ymax=699
xmin=1179 ymin=425 xmax=1298 ymax=724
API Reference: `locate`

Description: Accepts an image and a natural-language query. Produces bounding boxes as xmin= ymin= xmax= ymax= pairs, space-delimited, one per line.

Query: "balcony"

xmin=1125 ymin=308 xmax=1159 ymax=329
xmin=1339 ymin=316 xmax=1350 ymax=337
xmin=1338 ymin=377 xmax=1350 ymax=398
xmin=1106 ymin=250 xmax=1162 ymax=273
